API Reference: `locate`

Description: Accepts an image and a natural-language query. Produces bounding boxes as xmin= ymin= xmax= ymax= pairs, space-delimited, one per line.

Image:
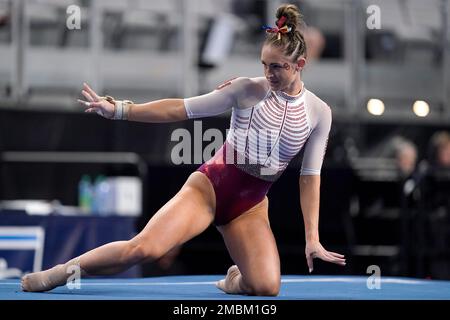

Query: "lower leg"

xmin=21 ymin=172 xmax=216 ymax=293
xmin=75 ymin=240 xmax=146 ymax=275
xmin=216 ymin=264 xmax=280 ymax=296
xmin=216 ymin=198 xmax=280 ymax=296
xmin=21 ymin=240 xmax=147 ymax=292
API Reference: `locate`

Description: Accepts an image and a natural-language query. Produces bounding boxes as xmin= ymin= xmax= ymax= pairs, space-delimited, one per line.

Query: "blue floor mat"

xmin=1 ymin=275 xmax=450 ymax=300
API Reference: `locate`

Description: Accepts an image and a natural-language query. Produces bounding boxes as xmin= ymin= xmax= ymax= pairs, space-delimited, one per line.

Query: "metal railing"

xmin=0 ymin=0 xmax=448 ymax=123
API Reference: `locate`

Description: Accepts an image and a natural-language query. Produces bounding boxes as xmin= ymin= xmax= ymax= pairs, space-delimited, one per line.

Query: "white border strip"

xmin=0 ymin=277 xmax=429 ymax=286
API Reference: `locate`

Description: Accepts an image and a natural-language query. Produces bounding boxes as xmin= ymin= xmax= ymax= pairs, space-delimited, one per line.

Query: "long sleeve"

xmin=183 ymin=77 xmax=243 ymax=119
xmin=300 ymin=103 xmax=332 ymax=176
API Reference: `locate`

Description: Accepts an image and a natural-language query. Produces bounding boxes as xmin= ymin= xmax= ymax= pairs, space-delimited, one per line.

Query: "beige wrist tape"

xmin=112 ymin=100 xmax=132 ymax=120
xmin=101 ymin=95 xmax=133 ymax=120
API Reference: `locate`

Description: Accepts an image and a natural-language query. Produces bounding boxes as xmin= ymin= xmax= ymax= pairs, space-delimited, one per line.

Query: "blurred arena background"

xmin=0 ymin=0 xmax=449 ymax=281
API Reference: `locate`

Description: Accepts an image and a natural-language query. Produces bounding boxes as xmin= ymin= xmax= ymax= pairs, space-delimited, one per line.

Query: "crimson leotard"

xmin=197 ymin=142 xmax=272 ymax=225
xmin=184 ymin=77 xmax=331 ymax=225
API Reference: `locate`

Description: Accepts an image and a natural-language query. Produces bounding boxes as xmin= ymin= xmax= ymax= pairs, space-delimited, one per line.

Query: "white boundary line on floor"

xmin=0 ymin=277 xmax=429 ymax=286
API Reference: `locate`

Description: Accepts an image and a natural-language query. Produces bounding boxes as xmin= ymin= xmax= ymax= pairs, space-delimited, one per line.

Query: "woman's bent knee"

xmin=247 ymin=277 xmax=280 ymax=296
xmin=253 ymin=284 xmax=280 ymax=297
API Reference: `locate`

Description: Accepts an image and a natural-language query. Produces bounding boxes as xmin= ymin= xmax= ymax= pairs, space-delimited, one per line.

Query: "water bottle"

xmin=93 ymin=175 xmax=113 ymax=216
xmin=91 ymin=175 xmax=103 ymax=215
xmin=78 ymin=175 xmax=93 ymax=213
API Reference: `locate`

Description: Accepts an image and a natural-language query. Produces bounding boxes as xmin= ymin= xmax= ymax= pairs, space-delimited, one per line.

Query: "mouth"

xmin=268 ymin=79 xmax=279 ymax=86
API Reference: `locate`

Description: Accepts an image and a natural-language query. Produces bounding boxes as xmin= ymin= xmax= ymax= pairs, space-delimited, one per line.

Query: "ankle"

xmin=64 ymin=257 xmax=88 ymax=276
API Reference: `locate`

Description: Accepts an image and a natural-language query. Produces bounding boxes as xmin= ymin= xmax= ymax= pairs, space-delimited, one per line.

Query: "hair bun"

xmin=265 ymin=3 xmax=307 ymax=60
xmin=275 ymin=4 xmax=303 ymax=34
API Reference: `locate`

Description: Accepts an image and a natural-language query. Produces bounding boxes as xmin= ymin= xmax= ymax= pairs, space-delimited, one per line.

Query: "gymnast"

xmin=22 ymin=3 xmax=345 ymax=296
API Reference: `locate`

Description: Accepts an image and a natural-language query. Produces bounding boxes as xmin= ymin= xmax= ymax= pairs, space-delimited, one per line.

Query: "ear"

xmin=296 ymin=58 xmax=306 ymax=70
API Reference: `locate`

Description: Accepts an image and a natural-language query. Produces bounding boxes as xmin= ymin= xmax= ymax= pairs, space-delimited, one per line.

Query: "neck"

xmin=282 ymin=77 xmax=303 ymax=96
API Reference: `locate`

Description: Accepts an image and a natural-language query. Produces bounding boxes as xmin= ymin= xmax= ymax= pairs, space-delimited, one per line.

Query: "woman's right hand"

xmin=77 ymin=83 xmax=115 ymax=119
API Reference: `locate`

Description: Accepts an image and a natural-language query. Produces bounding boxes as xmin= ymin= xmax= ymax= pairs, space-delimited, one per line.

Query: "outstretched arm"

xmin=77 ymin=78 xmax=247 ymax=123
xmin=78 ymin=83 xmax=187 ymax=123
xmin=128 ymin=99 xmax=187 ymax=123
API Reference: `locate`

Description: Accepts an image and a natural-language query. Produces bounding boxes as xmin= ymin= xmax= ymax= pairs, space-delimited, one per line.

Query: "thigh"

xmin=217 ymin=197 xmax=280 ymax=287
xmin=132 ymin=171 xmax=216 ymax=256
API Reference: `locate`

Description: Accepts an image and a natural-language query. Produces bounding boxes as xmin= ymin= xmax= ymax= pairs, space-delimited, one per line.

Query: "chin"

xmin=269 ymin=83 xmax=281 ymax=90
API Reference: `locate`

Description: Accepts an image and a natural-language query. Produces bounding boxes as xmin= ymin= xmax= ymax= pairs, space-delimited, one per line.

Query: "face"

xmin=261 ymin=44 xmax=305 ymax=93
xmin=437 ymin=142 xmax=450 ymax=167
xmin=396 ymin=147 xmax=417 ymax=175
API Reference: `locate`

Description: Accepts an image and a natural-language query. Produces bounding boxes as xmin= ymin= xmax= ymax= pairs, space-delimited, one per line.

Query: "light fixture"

xmin=367 ymin=99 xmax=385 ymax=116
xmin=412 ymin=100 xmax=429 ymax=117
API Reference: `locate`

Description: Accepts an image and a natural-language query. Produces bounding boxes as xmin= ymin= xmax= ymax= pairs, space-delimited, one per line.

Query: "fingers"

xmin=83 ymin=82 xmax=100 ymax=100
xmin=327 ymin=251 xmax=346 ymax=265
xmin=328 ymin=251 xmax=345 ymax=258
xmin=85 ymin=108 xmax=104 ymax=116
xmin=307 ymin=249 xmax=346 ymax=272
xmin=82 ymin=90 xmax=94 ymax=102
xmin=78 ymin=99 xmax=102 ymax=108
xmin=78 ymin=99 xmax=103 ymax=115
xmin=322 ymin=251 xmax=346 ymax=266
xmin=77 ymin=99 xmax=90 ymax=108
xmin=306 ymin=254 xmax=314 ymax=273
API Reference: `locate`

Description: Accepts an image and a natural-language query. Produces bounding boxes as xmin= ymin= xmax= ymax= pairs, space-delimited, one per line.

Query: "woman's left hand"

xmin=305 ymin=240 xmax=346 ymax=273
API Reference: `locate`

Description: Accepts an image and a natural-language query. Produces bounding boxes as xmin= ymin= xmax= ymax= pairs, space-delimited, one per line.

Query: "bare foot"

xmin=216 ymin=265 xmax=242 ymax=294
xmin=21 ymin=264 xmax=67 ymax=292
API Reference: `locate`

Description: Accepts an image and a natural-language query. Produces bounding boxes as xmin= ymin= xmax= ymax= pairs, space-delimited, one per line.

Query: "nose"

xmin=264 ymin=66 xmax=274 ymax=79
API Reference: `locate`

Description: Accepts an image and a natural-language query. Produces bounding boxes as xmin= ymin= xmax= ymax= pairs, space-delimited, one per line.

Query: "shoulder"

xmin=305 ymin=89 xmax=331 ymax=115
xmin=305 ymin=89 xmax=332 ymax=130
xmin=216 ymin=77 xmax=268 ymax=93
xmin=249 ymin=77 xmax=270 ymax=90
xmin=218 ymin=77 xmax=269 ymax=108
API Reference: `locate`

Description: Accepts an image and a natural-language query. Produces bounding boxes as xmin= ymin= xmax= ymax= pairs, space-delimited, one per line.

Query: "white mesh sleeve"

xmin=300 ymin=103 xmax=332 ymax=176
xmin=183 ymin=78 xmax=240 ymax=119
